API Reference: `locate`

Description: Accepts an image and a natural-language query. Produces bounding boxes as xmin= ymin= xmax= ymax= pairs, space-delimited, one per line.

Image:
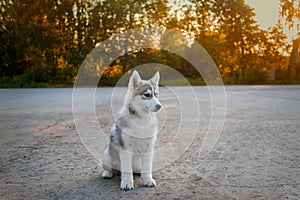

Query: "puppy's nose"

xmin=155 ymin=104 xmax=161 ymax=111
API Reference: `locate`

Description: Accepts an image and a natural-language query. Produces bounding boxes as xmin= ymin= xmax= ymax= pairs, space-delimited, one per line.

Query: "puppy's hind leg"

xmin=102 ymin=167 xmax=113 ymax=179
xmin=102 ymin=147 xmax=113 ymax=179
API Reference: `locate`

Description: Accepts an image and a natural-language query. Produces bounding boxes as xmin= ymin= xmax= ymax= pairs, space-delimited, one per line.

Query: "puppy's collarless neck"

xmin=128 ymin=103 xmax=140 ymax=117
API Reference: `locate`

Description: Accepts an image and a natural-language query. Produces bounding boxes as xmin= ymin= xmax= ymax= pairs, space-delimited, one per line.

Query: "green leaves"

xmin=0 ymin=0 xmax=298 ymax=87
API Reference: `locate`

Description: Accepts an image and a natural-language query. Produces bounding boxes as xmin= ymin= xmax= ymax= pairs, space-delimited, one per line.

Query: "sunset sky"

xmin=245 ymin=0 xmax=279 ymax=30
xmin=245 ymin=0 xmax=298 ymax=41
xmin=168 ymin=0 xmax=298 ymax=41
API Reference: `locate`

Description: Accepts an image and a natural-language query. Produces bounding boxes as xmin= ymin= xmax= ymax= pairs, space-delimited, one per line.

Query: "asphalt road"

xmin=0 ymin=86 xmax=299 ymax=199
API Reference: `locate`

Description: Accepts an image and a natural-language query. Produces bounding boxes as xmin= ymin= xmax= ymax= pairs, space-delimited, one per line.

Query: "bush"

xmin=243 ymin=67 xmax=271 ymax=85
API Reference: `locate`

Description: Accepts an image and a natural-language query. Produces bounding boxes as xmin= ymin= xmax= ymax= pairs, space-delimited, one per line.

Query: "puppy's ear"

xmin=129 ymin=70 xmax=142 ymax=89
xmin=150 ymin=71 xmax=160 ymax=85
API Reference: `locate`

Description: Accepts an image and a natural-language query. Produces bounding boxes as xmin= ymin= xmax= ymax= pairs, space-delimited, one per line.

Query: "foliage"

xmin=280 ymin=0 xmax=300 ymax=80
xmin=280 ymin=0 xmax=300 ymax=29
xmin=0 ymin=0 xmax=298 ymax=87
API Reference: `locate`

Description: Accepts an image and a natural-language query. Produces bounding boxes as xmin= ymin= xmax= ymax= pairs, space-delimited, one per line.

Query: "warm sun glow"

xmin=245 ymin=0 xmax=299 ymax=40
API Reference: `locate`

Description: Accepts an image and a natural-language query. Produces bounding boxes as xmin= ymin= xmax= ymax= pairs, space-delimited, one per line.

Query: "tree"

xmin=280 ymin=0 xmax=300 ymax=79
xmin=90 ymin=0 xmax=170 ymax=75
xmin=213 ymin=0 xmax=261 ymax=83
xmin=0 ymin=0 xmax=295 ymax=87
xmin=0 ymin=0 xmax=54 ymax=83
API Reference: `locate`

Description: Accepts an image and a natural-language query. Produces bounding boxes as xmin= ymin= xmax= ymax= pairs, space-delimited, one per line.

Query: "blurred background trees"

xmin=280 ymin=0 xmax=300 ymax=82
xmin=0 ymin=0 xmax=299 ymax=87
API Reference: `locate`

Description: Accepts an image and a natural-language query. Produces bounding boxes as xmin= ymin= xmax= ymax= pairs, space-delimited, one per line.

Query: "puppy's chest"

xmin=122 ymin=134 xmax=156 ymax=153
xmin=123 ymin=118 xmax=158 ymax=138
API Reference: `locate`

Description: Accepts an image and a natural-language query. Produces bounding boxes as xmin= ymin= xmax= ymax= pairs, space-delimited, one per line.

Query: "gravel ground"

xmin=0 ymin=86 xmax=299 ymax=199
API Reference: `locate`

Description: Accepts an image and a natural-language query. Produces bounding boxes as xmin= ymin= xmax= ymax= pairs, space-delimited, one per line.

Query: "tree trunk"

xmin=288 ymin=36 xmax=300 ymax=76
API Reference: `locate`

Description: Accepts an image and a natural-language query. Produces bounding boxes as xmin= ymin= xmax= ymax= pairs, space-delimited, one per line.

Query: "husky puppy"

xmin=102 ymin=70 xmax=161 ymax=190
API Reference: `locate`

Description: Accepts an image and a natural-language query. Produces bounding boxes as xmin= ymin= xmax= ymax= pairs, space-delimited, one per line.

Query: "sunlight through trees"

xmin=0 ymin=0 xmax=299 ymax=87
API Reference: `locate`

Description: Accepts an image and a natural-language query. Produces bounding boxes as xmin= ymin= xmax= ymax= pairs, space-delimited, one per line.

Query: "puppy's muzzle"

xmin=152 ymin=104 xmax=161 ymax=112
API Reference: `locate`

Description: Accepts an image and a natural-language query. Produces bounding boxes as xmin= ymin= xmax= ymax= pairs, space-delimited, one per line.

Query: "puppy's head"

xmin=128 ymin=70 xmax=161 ymax=113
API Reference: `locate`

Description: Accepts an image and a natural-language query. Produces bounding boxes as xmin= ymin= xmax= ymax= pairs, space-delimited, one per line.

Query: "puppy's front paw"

xmin=142 ymin=177 xmax=156 ymax=187
xmin=120 ymin=179 xmax=134 ymax=190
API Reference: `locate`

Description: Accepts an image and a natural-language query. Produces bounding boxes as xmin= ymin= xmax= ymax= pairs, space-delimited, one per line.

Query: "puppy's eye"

xmin=144 ymin=93 xmax=151 ymax=98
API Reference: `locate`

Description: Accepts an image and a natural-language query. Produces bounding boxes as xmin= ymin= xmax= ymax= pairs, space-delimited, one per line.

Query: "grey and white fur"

xmin=102 ymin=70 xmax=161 ymax=190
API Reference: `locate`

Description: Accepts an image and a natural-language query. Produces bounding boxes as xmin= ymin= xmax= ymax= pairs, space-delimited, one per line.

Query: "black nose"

xmin=155 ymin=104 xmax=161 ymax=111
